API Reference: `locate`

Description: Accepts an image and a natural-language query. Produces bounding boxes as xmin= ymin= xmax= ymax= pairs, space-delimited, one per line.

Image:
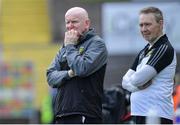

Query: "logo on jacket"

xmin=146 ymin=49 xmax=154 ymax=57
xmin=79 ymin=46 xmax=85 ymax=55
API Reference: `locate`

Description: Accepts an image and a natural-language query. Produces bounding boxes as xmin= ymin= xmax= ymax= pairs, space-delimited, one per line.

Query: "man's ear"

xmin=85 ymin=19 xmax=90 ymax=29
xmin=159 ymin=20 xmax=163 ymax=29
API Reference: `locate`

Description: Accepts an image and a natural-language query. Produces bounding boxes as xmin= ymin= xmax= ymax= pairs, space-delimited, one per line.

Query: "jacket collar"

xmin=143 ymin=34 xmax=168 ymax=55
xmin=150 ymin=34 xmax=168 ymax=49
xmin=77 ymin=28 xmax=96 ymax=45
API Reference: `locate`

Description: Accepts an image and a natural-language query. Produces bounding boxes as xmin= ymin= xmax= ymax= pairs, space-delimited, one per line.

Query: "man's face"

xmin=139 ymin=13 xmax=163 ymax=43
xmin=65 ymin=13 xmax=89 ymax=36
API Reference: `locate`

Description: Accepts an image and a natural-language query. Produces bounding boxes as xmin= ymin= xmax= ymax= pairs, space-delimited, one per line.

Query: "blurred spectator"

xmin=173 ymin=72 xmax=180 ymax=111
xmin=102 ymin=85 xmax=131 ymax=124
xmin=40 ymin=88 xmax=54 ymax=124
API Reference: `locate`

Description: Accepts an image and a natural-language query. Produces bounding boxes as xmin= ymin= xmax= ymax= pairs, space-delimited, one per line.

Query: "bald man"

xmin=46 ymin=7 xmax=108 ymax=123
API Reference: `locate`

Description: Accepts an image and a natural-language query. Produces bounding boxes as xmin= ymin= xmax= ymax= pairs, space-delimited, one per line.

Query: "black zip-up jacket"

xmin=46 ymin=29 xmax=108 ymax=119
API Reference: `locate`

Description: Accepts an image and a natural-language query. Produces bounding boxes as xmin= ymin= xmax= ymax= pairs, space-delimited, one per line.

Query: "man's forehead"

xmin=65 ymin=11 xmax=81 ymax=17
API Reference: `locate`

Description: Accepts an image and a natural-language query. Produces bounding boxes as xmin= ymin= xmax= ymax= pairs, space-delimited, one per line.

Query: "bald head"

xmin=64 ymin=7 xmax=90 ymax=34
xmin=65 ymin=7 xmax=89 ymax=20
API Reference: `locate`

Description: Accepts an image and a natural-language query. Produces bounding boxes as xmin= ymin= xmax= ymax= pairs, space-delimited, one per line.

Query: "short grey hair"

xmin=139 ymin=7 xmax=163 ymax=23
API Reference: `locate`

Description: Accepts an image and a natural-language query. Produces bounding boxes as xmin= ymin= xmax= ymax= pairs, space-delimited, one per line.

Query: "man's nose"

xmin=67 ymin=22 xmax=74 ymax=29
xmin=141 ymin=25 xmax=147 ymax=31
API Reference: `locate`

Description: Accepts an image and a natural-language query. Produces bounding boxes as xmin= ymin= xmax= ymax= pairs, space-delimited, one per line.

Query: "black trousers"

xmin=55 ymin=114 xmax=102 ymax=124
xmin=132 ymin=116 xmax=173 ymax=124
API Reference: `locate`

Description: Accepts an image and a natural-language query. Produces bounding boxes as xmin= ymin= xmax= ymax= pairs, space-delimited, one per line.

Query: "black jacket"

xmin=47 ymin=29 xmax=108 ymax=119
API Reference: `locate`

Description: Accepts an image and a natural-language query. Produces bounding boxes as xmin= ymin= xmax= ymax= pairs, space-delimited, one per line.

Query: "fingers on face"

xmin=67 ymin=29 xmax=78 ymax=36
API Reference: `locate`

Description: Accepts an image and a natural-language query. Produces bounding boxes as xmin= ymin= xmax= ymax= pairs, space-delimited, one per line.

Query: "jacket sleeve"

xmin=65 ymin=37 xmax=108 ymax=77
xmin=46 ymin=50 xmax=71 ymax=88
xmin=122 ymin=69 xmax=139 ymax=92
xmin=122 ymin=65 xmax=157 ymax=92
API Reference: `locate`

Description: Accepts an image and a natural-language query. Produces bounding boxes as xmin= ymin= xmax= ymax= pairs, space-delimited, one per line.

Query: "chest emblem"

xmin=146 ymin=49 xmax=154 ymax=57
xmin=79 ymin=46 xmax=85 ymax=55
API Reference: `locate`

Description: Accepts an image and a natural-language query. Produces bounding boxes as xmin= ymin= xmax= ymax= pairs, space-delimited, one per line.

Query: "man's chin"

xmin=143 ymin=37 xmax=150 ymax=41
